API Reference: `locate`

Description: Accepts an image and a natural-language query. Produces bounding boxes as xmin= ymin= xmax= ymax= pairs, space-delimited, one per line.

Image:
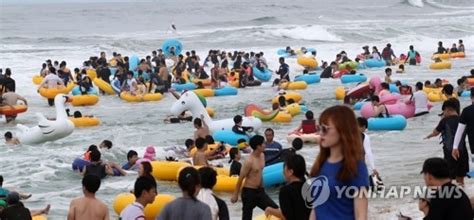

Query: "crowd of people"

xmin=1 ymin=40 xmax=473 ymax=220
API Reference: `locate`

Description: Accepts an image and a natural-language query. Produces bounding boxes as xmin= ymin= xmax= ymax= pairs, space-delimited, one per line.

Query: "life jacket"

xmin=302 ymin=119 xmax=317 ymax=134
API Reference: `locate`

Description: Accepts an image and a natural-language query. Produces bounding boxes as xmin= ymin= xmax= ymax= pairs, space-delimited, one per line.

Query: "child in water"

xmin=396 ymin=64 xmax=405 ymax=73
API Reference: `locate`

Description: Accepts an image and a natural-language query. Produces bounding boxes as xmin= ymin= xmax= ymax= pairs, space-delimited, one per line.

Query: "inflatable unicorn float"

xmin=16 ymin=94 xmax=75 ymax=145
xmin=170 ymin=91 xmax=262 ymax=145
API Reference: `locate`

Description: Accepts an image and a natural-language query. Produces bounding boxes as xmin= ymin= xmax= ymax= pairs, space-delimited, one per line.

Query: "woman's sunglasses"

xmin=318 ymin=125 xmax=332 ymax=135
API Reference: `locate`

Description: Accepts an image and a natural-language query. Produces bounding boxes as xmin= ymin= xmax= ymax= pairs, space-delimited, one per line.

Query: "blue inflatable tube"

xmin=353 ymin=101 xmax=368 ymax=111
xmin=368 ymin=115 xmax=407 ymax=131
xmin=72 ymin=158 xmax=89 ymax=172
xmin=340 ymin=74 xmax=367 ymax=84
xmin=358 ymin=63 xmax=367 ymax=69
xmin=111 ymin=79 xmax=121 ymax=94
xmin=252 ymin=67 xmax=272 ymax=82
xmin=215 ymin=86 xmax=238 ymax=96
xmin=213 ymin=130 xmax=249 ymax=146
xmin=277 ymin=49 xmax=295 ymax=58
xmin=389 ymin=84 xmax=400 ymax=93
xmin=294 ymin=74 xmax=321 ymax=84
xmin=300 ymin=104 xmax=309 ymax=113
xmin=461 ymin=90 xmax=471 ymax=97
xmin=364 ymin=59 xmax=386 ymax=68
xmin=129 ymin=55 xmax=140 ymax=72
xmin=172 ymin=83 xmax=197 ymax=91
xmin=162 ymin=39 xmax=183 ymax=57
xmin=71 ymin=86 xmax=98 ymax=96
xmin=262 ymin=162 xmax=285 ymax=187
xmin=110 ymin=67 xmax=117 ymax=76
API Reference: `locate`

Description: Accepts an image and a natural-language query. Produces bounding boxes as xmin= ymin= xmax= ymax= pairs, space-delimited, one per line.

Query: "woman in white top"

xmin=197 ymin=167 xmax=229 ymax=220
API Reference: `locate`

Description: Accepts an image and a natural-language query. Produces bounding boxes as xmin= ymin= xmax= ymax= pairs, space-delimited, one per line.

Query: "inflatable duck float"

xmin=16 ymin=94 xmax=75 ymax=145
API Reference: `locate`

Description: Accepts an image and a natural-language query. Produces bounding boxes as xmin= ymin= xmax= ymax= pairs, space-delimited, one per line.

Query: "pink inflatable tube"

xmin=361 ymin=101 xmax=433 ymax=119
xmin=368 ymin=76 xmax=382 ymax=95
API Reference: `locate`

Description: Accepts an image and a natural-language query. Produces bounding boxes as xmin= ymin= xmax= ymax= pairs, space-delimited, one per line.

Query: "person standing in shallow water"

xmin=230 ymin=135 xmax=279 ymax=220
xmin=309 ymin=105 xmax=369 ymax=220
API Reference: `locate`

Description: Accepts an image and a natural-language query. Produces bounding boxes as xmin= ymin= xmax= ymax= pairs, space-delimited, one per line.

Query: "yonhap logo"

xmin=302 ymin=175 xmax=330 ymax=208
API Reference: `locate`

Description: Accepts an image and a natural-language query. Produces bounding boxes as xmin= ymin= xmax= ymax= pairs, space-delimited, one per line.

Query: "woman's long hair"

xmin=310 ymin=105 xmax=363 ymax=182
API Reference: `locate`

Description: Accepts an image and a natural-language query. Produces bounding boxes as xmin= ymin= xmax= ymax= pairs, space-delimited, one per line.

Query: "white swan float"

xmin=16 ymin=94 xmax=75 ymax=145
xmin=170 ymin=91 xmax=262 ymax=132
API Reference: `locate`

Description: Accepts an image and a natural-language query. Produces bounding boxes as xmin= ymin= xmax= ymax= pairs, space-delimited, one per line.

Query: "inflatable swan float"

xmin=16 ymin=94 xmax=75 ymax=145
xmin=170 ymin=91 xmax=262 ymax=132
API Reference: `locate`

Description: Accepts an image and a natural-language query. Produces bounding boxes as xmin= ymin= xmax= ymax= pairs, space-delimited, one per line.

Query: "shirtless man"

xmin=159 ymin=60 xmax=170 ymax=92
xmin=193 ymin=115 xmax=210 ymax=140
xmin=67 ymin=175 xmax=109 ymax=220
xmin=231 ymin=135 xmax=278 ymax=220
xmin=2 ymin=91 xmax=28 ymax=123
xmin=192 ymin=137 xmax=209 ymax=166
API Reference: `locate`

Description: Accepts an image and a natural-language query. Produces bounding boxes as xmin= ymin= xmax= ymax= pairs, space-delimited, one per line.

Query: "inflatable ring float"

xmin=69 ymin=117 xmax=100 ymax=127
xmin=429 ymin=61 xmax=451 ymax=70
xmin=38 ymin=83 xmax=75 ymax=99
xmin=0 ymin=104 xmax=27 ymax=116
xmin=113 ymin=193 xmax=175 ymax=219
xmin=93 ymin=78 xmax=116 ymax=95
xmin=71 ymin=95 xmax=99 ymax=106
xmin=120 ymin=92 xmax=163 ymax=102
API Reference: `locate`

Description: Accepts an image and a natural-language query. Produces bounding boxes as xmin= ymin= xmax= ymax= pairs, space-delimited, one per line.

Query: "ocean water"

xmin=1 ymin=0 xmax=474 ymax=219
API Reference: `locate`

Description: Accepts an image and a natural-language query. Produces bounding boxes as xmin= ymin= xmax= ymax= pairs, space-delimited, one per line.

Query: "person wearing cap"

xmin=381 ymin=43 xmax=396 ymax=65
xmin=143 ymin=145 xmax=156 ymax=161
xmin=452 ymin=87 xmax=474 ymax=165
xmin=419 ymin=157 xmax=473 ymax=219
xmin=67 ymin=175 xmax=109 ymax=220
xmin=425 ymin=99 xmax=468 ymax=185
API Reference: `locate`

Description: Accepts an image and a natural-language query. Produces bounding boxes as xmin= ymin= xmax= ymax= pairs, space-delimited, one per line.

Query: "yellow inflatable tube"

xmin=429 ymin=61 xmax=451 ymax=70
xmin=297 ymin=56 xmax=318 ymax=68
xmin=213 ymin=175 xmax=238 ymax=192
xmin=32 ymin=215 xmax=48 ymax=220
xmin=86 ymin=69 xmax=97 ymax=79
xmin=113 ymin=193 xmax=175 ymax=219
xmin=286 ymin=103 xmax=301 ymax=116
xmin=192 ymin=78 xmax=212 ymax=86
xmin=93 ymin=78 xmax=115 ymax=95
xmin=281 ymin=81 xmax=308 ymax=90
xmin=432 ymin=53 xmax=450 ymax=60
xmin=206 ymin=107 xmax=215 ymax=117
xmin=120 ymin=92 xmax=163 ymax=102
xmin=71 ymin=95 xmax=99 ymax=106
xmin=427 ymin=92 xmax=457 ymax=102
xmin=39 ymin=83 xmax=75 ymax=99
xmin=253 ymin=214 xmax=281 ymax=220
xmin=271 ymin=112 xmax=292 ymax=123
xmin=272 ymin=92 xmax=302 ymax=104
xmin=450 ymin=52 xmax=465 ymax=58
xmin=189 ymin=143 xmax=230 ymax=157
xmin=335 ymin=87 xmax=346 ymax=100
xmin=69 ymin=117 xmax=100 ymax=127
xmin=151 ymin=161 xmax=189 ymax=181
xmin=32 ymin=75 xmax=43 ymax=85
xmin=194 ymin=89 xmax=215 ymax=97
